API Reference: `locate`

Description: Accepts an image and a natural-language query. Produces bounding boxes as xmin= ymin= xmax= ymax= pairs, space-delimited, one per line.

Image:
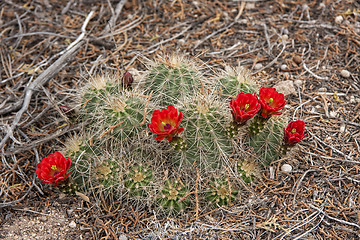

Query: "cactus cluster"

xmin=54 ymin=55 xmax=304 ymax=215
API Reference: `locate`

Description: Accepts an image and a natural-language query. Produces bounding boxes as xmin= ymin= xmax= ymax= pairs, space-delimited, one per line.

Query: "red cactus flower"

xmin=148 ymin=105 xmax=184 ymax=141
xmin=284 ymin=120 xmax=306 ymax=145
xmin=36 ymin=152 xmax=71 ymax=185
xmin=230 ymin=92 xmax=261 ymax=124
xmin=258 ymin=87 xmax=286 ymax=118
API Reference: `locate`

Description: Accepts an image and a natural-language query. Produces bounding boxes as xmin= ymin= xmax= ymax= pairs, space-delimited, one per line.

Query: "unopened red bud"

xmin=59 ymin=105 xmax=74 ymax=115
xmin=122 ymin=71 xmax=134 ymax=88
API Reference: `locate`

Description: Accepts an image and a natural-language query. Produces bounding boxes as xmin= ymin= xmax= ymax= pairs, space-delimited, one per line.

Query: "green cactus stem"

xmin=157 ymin=179 xmax=190 ymax=213
xmin=125 ymin=165 xmax=153 ymax=197
xmin=206 ymin=178 xmax=238 ymax=208
xmin=248 ymin=114 xmax=268 ymax=136
xmin=237 ymin=159 xmax=258 ymax=184
xmin=248 ymin=117 xmax=287 ymax=166
xmin=144 ymin=57 xmax=201 ymax=106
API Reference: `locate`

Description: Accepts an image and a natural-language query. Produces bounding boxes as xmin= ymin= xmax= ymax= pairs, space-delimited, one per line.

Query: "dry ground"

xmin=1 ymin=0 xmax=360 ymax=239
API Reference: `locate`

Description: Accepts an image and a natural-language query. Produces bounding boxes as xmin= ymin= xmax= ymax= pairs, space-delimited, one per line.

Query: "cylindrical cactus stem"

xmin=169 ymin=136 xmax=187 ymax=151
xmin=206 ymin=178 xmax=238 ymax=208
xmin=227 ymin=121 xmax=246 ymax=138
xmin=248 ymin=116 xmax=287 ymax=166
xmin=237 ymin=159 xmax=258 ymax=184
xmin=248 ymin=114 xmax=268 ymax=135
xmin=124 ymin=165 xmax=153 ymax=198
xmin=157 ymin=179 xmax=190 ymax=213
xmin=58 ymin=178 xmax=80 ymax=195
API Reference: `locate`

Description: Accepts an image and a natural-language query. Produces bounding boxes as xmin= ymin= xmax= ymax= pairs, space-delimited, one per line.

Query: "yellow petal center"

xmin=244 ymin=104 xmax=249 ymax=110
xmin=51 ymin=165 xmax=58 ymax=171
xmin=291 ymin=128 xmax=297 ymax=133
xmin=268 ymin=98 xmax=273 ymax=103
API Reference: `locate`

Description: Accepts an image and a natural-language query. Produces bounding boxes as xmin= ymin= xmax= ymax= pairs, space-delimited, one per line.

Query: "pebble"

xmin=269 ymin=166 xmax=275 ymax=179
xmin=293 ymin=55 xmax=302 ymax=65
xmin=294 ymin=80 xmax=303 ymax=88
xmin=340 ymin=125 xmax=346 ymax=133
xmin=178 ymin=39 xmax=185 ymax=45
xmin=340 ymin=69 xmax=351 ymax=78
xmin=335 ymin=15 xmax=343 ymax=24
xmin=239 ymin=19 xmax=248 ymax=24
xmin=280 ymin=64 xmax=288 ymax=71
xmin=118 ymin=235 xmax=128 ymax=240
xmin=273 ymin=80 xmax=296 ymax=96
xmin=245 ymin=2 xmax=256 ymax=9
xmin=350 ymin=96 xmax=355 ymax=103
xmin=69 ymin=221 xmax=76 ymax=228
xmin=281 ymin=164 xmax=293 ymax=173
xmin=254 ymin=63 xmax=263 ymax=70
xmin=329 ymin=111 xmax=337 ymax=118
xmin=318 ymin=87 xmax=327 ymax=92
xmin=281 ymin=34 xmax=289 ymax=41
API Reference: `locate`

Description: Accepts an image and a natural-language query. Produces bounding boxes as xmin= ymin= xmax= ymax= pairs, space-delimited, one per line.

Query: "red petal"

xmin=155 ymin=135 xmax=166 ymax=141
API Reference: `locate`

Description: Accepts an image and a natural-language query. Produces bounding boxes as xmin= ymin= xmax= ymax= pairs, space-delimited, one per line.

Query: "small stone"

xmin=329 ymin=111 xmax=337 ymax=118
xmin=254 ymin=63 xmax=263 ymax=70
xmin=281 ymin=34 xmax=289 ymax=41
xmin=239 ymin=19 xmax=248 ymax=24
xmin=67 ymin=209 xmax=74 ymax=216
xmin=118 ymin=235 xmax=128 ymax=240
xmin=293 ymin=55 xmax=302 ymax=65
xmin=318 ymin=87 xmax=327 ymax=92
xmin=245 ymin=2 xmax=255 ymax=9
xmin=340 ymin=69 xmax=351 ymax=78
xmin=335 ymin=15 xmax=343 ymax=24
xmin=294 ymin=80 xmax=303 ymax=88
xmin=350 ymin=96 xmax=355 ymax=103
xmin=269 ymin=166 xmax=275 ymax=179
xmin=340 ymin=124 xmax=346 ymax=133
xmin=315 ymin=105 xmax=322 ymax=109
xmin=281 ymin=164 xmax=293 ymax=173
xmin=273 ymin=80 xmax=296 ymax=96
xmin=39 ymin=216 xmax=47 ymax=222
xmin=69 ymin=221 xmax=76 ymax=228
xmin=178 ymin=39 xmax=185 ymax=45
xmin=58 ymin=193 xmax=66 ymax=199
xmin=280 ymin=64 xmax=288 ymax=71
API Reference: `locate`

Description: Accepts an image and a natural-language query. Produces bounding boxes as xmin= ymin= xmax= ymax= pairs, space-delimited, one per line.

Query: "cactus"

xmin=124 ymin=165 xmax=153 ymax=198
xmin=94 ymin=160 xmax=121 ymax=190
xmin=157 ymin=179 xmax=190 ymax=213
xmin=206 ymin=178 xmax=238 ymax=208
xmin=144 ymin=55 xmax=202 ymax=106
xmin=79 ymin=86 xmax=150 ymax=142
xmin=248 ymin=116 xmax=287 ymax=166
xmin=214 ymin=66 xmax=258 ymax=100
xmin=79 ymin=74 xmax=121 ymax=117
xmin=59 ymin=55 xmax=302 ymax=216
xmin=237 ymin=159 xmax=258 ymax=183
xmin=172 ymin=94 xmax=233 ymax=168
